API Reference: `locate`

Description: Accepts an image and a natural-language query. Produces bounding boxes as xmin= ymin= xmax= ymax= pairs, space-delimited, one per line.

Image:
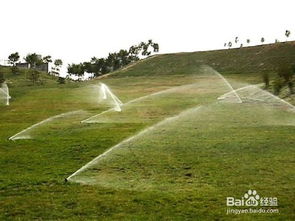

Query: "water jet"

xmin=0 ymin=82 xmax=11 ymax=106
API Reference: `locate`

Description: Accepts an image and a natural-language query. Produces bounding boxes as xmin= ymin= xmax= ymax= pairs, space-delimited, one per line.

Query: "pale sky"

xmin=1 ymin=0 xmax=294 ymax=75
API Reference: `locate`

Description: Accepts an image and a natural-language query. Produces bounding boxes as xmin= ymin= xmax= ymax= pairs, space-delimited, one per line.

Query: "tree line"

xmin=4 ymin=39 xmax=159 ymax=83
xmin=6 ymin=52 xmax=63 ymax=84
xmin=223 ymin=30 xmax=294 ymax=96
xmin=224 ymin=30 xmax=291 ymax=49
xmin=8 ymin=52 xmax=63 ymax=73
xmin=67 ymin=40 xmax=159 ymax=79
xmin=263 ymin=64 xmax=294 ymax=96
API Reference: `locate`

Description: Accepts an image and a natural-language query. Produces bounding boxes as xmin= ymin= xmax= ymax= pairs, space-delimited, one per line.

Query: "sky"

xmin=0 ymin=0 xmax=294 ymax=75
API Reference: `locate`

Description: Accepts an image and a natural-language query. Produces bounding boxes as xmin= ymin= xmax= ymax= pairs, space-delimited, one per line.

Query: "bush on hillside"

xmin=57 ymin=77 xmax=65 ymax=84
xmin=277 ymin=64 xmax=294 ymax=94
xmin=11 ymin=66 xmax=19 ymax=75
xmin=0 ymin=69 xmax=5 ymax=83
xmin=273 ymin=77 xmax=284 ymax=95
xmin=27 ymin=70 xmax=41 ymax=85
xmin=262 ymin=72 xmax=270 ymax=89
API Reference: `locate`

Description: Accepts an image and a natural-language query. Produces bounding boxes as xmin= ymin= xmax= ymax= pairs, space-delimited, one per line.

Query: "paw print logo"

xmin=244 ymin=190 xmax=260 ymax=206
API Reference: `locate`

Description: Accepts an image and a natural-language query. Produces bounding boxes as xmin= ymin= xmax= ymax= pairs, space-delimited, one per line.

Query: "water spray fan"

xmin=100 ymin=83 xmax=123 ymax=112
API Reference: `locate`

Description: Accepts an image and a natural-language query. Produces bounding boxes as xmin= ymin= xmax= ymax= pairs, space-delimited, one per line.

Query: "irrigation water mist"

xmin=0 ymin=82 xmax=11 ymax=106
xmin=66 ymin=68 xmax=295 ymax=188
xmin=100 ymin=83 xmax=123 ymax=111
xmin=82 ymin=67 xmax=238 ymax=124
xmin=9 ymin=110 xmax=83 ymax=140
xmin=203 ymin=66 xmax=242 ymax=103
xmin=218 ymin=84 xmax=295 ymax=111
xmin=218 ymin=85 xmax=258 ymax=100
xmin=81 ymin=82 xmax=201 ymax=123
xmin=66 ymin=105 xmax=203 ymax=182
xmin=67 ymin=99 xmax=295 ymax=188
xmin=68 ymin=67 xmax=245 ymax=182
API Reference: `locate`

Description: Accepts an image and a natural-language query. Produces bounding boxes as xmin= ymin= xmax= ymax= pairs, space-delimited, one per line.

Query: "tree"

xmin=228 ymin=41 xmax=232 ymax=49
xmin=105 ymin=53 xmax=116 ymax=72
xmin=261 ymin=37 xmax=265 ymax=44
xmin=90 ymin=57 xmax=108 ymax=76
xmin=136 ymin=40 xmax=158 ymax=57
xmin=51 ymin=59 xmax=63 ymax=76
xmin=246 ymin=39 xmax=250 ymax=44
xmin=146 ymin=39 xmax=159 ymax=55
xmin=98 ymin=58 xmax=108 ymax=74
xmin=70 ymin=40 xmax=159 ymax=79
xmin=43 ymin=55 xmax=52 ymax=64
xmin=128 ymin=45 xmax=140 ymax=61
xmin=235 ymin=37 xmax=239 ymax=44
xmin=67 ymin=63 xmax=85 ymax=80
xmin=152 ymin=43 xmax=159 ymax=52
xmin=141 ymin=42 xmax=150 ymax=56
xmin=128 ymin=40 xmax=159 ymax=60
xmin=54 ymin=59 xmax=63 ymax=68
xmin=24 ymin=53 xmax=42 ymax=69
xmin=8 ymin=52 xmax=20 ymax=74
xmin=285 ymin=30 xmax=291 ymax=41
xmin=277 ymin=64 xmax=294 ymax=94
xmin=8 ymin=52 xmax=20 ymax=66
xmin=224 ymin=43 xmax=227 ymax=47
xmin=83 ymin=61 xmax=94 ymax=74
xmin=118 ymin=49 xmax=131 ymax=66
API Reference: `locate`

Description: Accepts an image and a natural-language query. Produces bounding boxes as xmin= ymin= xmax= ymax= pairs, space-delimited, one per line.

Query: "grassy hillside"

xmin=110 ymin=41 xmax=295 ymax=76
xmin=0 ymin=42 xmax=295 ymax=220
xmin=0 ymin=66 xmax=59 ymax=86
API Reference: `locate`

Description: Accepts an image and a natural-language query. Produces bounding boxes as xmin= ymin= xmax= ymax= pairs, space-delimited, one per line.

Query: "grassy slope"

xmin=112 ymin=41 xmax=295 ymax=75
xmin=0 ymin=42 xmax=295 ymax=220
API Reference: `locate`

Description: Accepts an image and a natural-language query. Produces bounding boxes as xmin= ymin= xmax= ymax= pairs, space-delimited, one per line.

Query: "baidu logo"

xmin=226 ymin=189 xmax=277 ymax=207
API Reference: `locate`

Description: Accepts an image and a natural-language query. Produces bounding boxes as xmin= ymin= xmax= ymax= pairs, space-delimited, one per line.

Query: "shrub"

xmin=27 ymin=70 xmax=41 ymax=85
xmin=273 ymin=77 xmax=284 ymax=95
xmin=0 ymin=70 xmax=5 ymax=83
xmin=262 ymin=72 xmax=269 ymax=89
xmin=11 ymin=66 xmax=19 ymax=75
xmin=277 ymin=64 xmax=294 ymax=94
xmin=57 ymin=77 xmax=65 ymax=84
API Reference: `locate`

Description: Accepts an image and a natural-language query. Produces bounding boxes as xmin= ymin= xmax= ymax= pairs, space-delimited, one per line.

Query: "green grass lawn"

xmin=0 ymin=43 xmax=295 ymax=220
